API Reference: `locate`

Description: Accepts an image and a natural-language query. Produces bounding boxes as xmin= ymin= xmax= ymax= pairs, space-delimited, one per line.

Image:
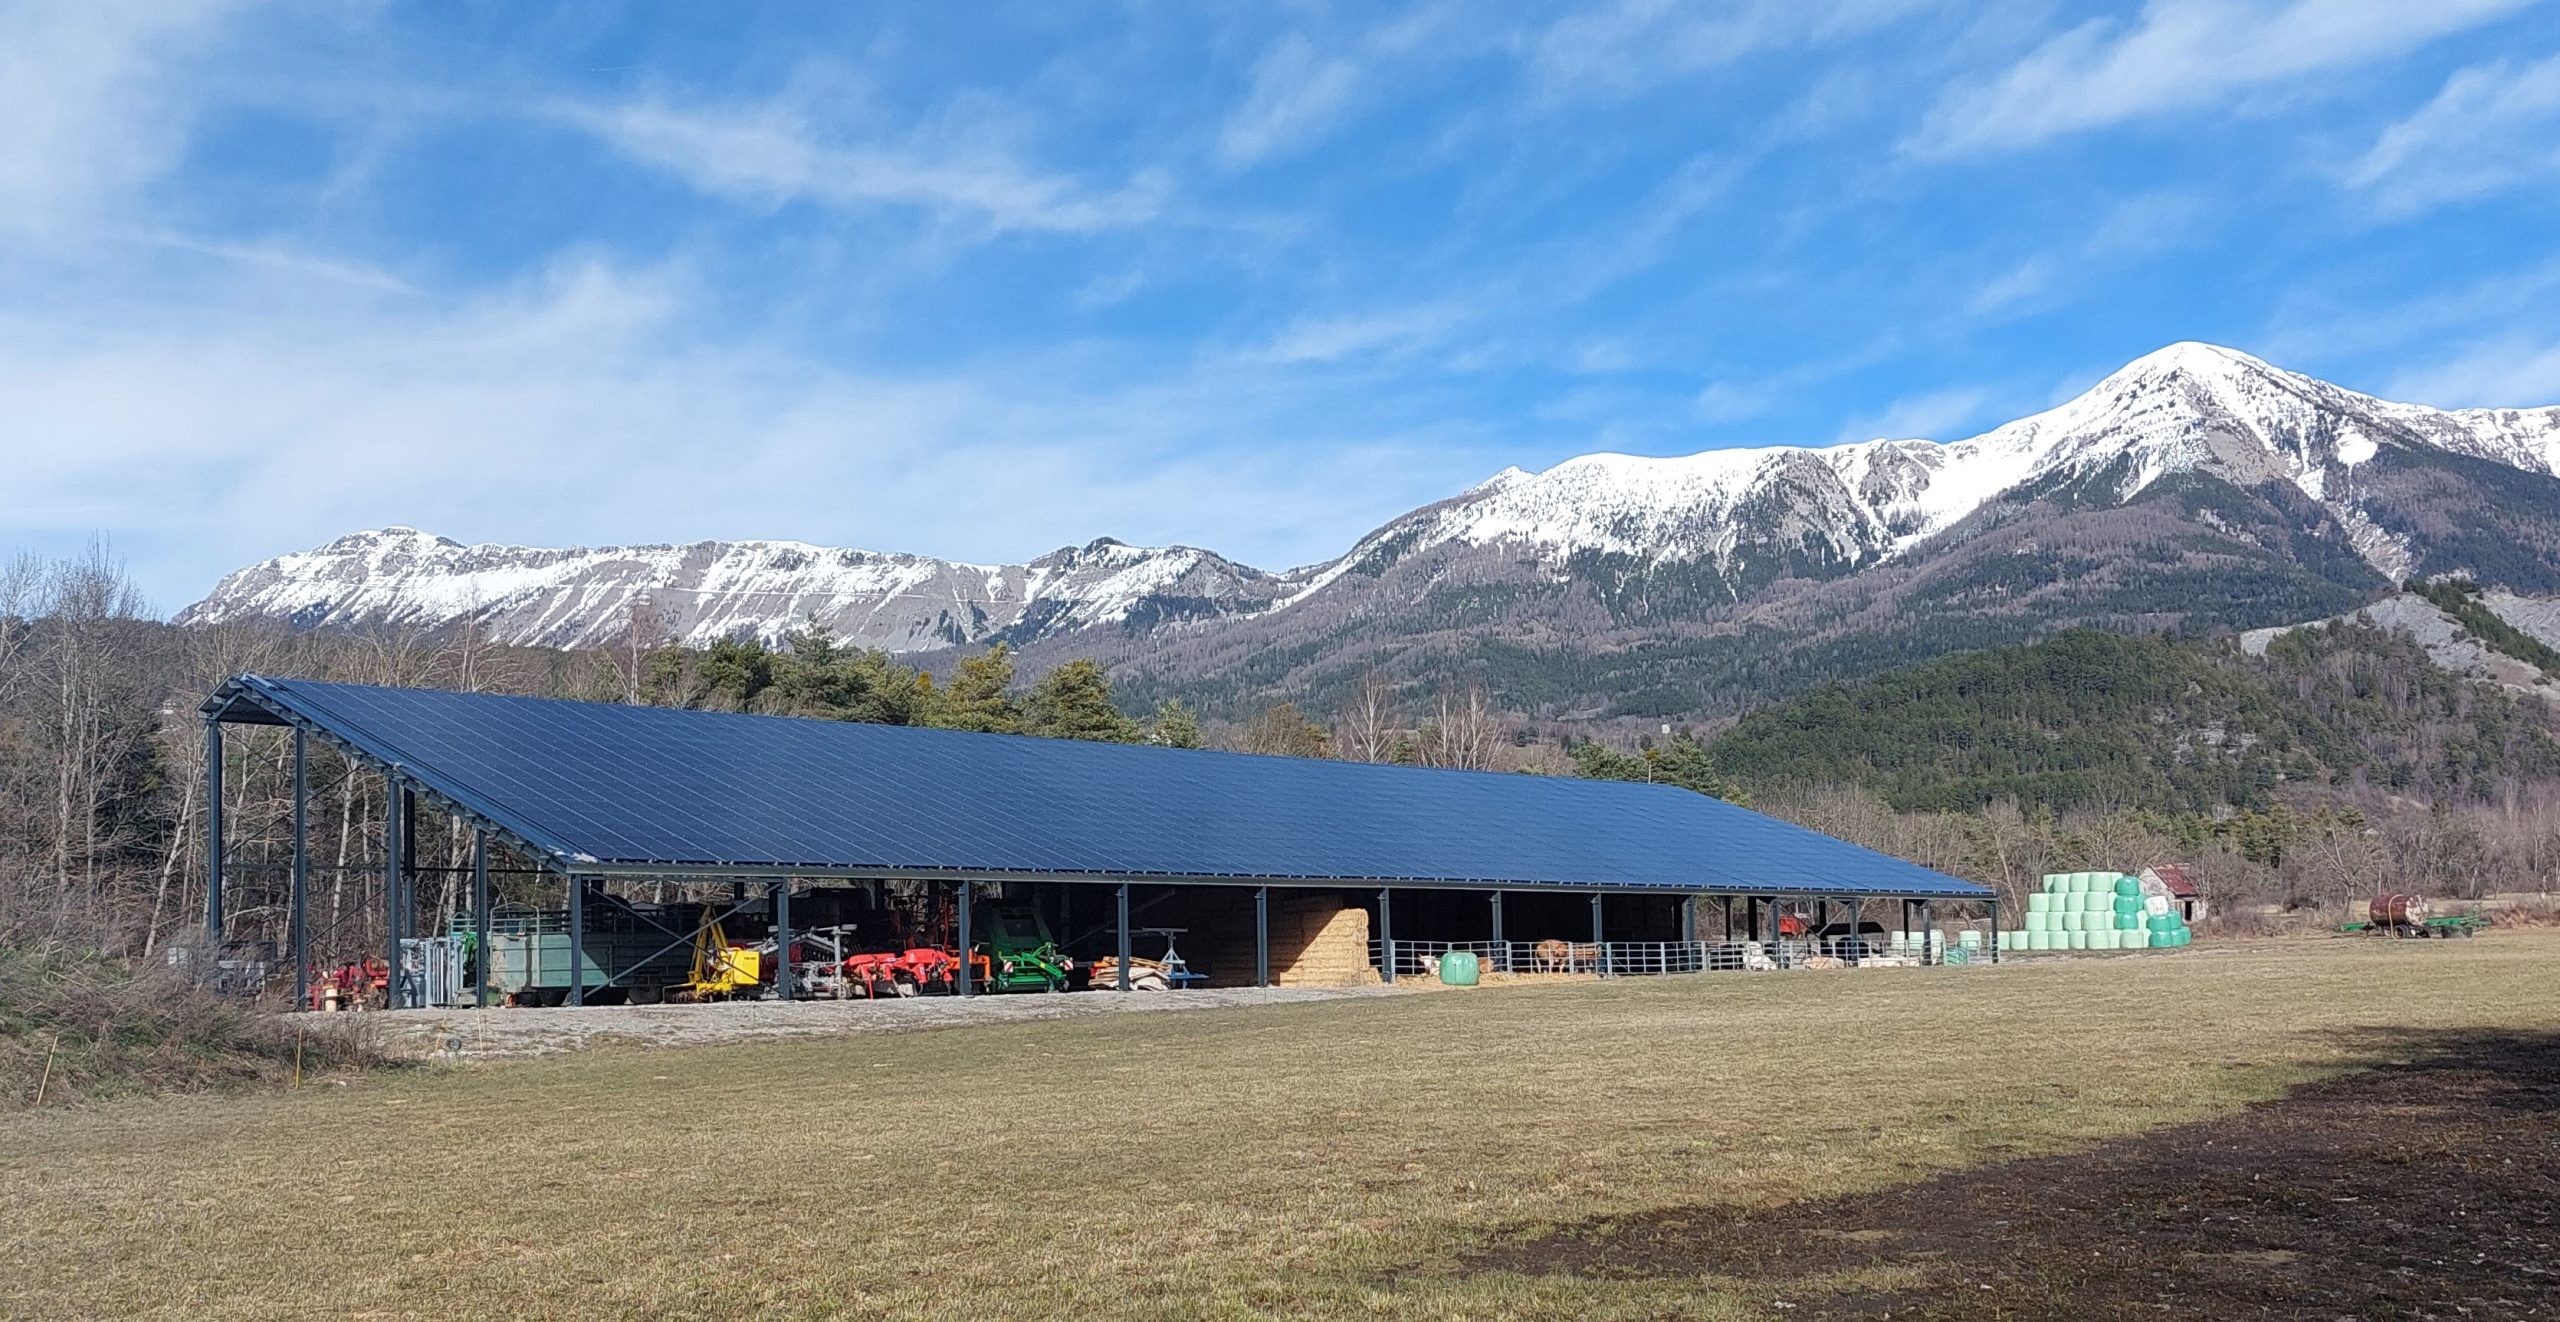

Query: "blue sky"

xmin=4 ymin=1 xmax=2557 ymax=611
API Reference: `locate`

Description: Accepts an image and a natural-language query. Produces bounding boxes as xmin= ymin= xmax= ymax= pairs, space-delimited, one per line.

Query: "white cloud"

xmin=1245 ymin=305 xmax=1465 ymax=365
xmin=0 ymin=0 xmax=242 ymax=239
xmin=0 ymin=258 xmax=1489 ymax=611
xmin=1910 ymin=0 xmax=2533 ymax=158
xmin=1219 ymin=35 xmax=1364 ymax=166
xmin=1965 ymin=257 xmax=2053 ymax=316
xmin=2347 ymin=53 xmax=2560 ymax=214
xmin=1838 ymin=386 xmax=1995 ymax=442
xmin=2386 ymin=337 xmax=2560 ymax=408
xmin=1528 ymin=0 xmax=1934 ymax=101
xmin=562 ymin=96 xmax=1169 ymax=233
xmin=1692 ymin=382 xmax=1771 ymax=423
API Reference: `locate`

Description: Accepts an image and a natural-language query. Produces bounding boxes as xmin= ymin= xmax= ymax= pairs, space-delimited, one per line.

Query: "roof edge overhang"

xmin=203 ymin=674 xmax=584 ymax=874
xmin=563 ymin=858 xmax=1993 ymax=899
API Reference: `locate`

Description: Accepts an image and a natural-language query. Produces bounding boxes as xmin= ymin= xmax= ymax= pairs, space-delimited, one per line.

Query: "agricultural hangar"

xmin=199 ymin=675 xmax=1997 ymax=1008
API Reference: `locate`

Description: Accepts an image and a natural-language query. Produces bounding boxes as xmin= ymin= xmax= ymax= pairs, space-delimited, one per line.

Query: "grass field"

xmin=5 ymin=935 xmax=2558 ymax=1319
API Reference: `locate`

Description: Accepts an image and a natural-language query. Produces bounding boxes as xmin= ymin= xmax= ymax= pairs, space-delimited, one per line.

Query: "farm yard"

xmin=6 ymin=934 xmax=2557 ymax=1320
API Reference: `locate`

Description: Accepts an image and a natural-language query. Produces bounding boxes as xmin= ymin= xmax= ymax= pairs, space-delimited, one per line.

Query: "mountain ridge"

xmin=181 ymin=343 xmax=2560 ymax=716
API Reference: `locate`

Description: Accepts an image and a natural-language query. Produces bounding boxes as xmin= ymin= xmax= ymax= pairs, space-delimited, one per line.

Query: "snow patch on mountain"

xmin=182 ymin=342 xmax=2560 ymax=651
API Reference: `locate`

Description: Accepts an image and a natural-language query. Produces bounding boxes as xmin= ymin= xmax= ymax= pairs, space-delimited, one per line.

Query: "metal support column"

xmin=1988 ymin=897 xmax=2001 ymax=965
xmin=1680 ymin=894 xmax=1697 ymax=944
xmin=567 ymin=873 xmax=585 ymax=1007
xmin=382 ymin=774 xmax=402 ymax=997
xmin=1489 ymin=890 xmax=1505 ymax=972
xmin=289 ymin=728 xmax=307 ymax=1009
xmin=1590 ymin=892 xmax=1605 ymax=975
xmin=1254 ymin=886 xmax=1270 ymax=988
xmin=1721 ymin=895 xmax=1734 ymax=940
xmin=1378 ymin=888 xmax=1394 ymax=983
xmin=1919 ymin=900 xmax=1935 ymax=966
xmin=1847 ymin=897 xmax=1862 ymax=967
xmin=204 ymin=719 xmax=224 ymax=948
xmin=471 ymin=829 xmax=491 ymax=1008
xmin=1764 ymin=895 xmax=1781 ymax=968
xmin=773 ymin=879 xmax=794 ymax=1001
xmin=953 ymin=880 xmax=971 ymax=997
xmin=1115 ymin=882 xmax=1132 ymax=992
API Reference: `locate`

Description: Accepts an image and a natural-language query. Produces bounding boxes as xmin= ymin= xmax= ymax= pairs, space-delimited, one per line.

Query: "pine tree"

xmin=933 ymin=643 xmax=1022 ymax=734
xmin=1023 ymin=660 xmax=1140 ymax=742
xmin=1145 ymin=697 xmax=1204 ymax=749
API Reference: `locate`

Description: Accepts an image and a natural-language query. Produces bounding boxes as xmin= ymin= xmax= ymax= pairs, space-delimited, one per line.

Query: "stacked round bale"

xmin=1998 ymin=872 xmax=2192 ymax=952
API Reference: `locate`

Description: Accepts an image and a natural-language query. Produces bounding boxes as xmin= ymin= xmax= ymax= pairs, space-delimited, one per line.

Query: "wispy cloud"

xmin=2347 ymin=52 xmax=2560 ymax=215
xmin=1837 ymin=386 xmax=1996 ymax=442
xmin=561 ymin=96 xmax=1169 ymax=233
xmin=0 ymin=0 xmax=242 ymax=239
xmin=1909 ymin=0 xmax=2533 ymax=158
xmin=1219 ymin=35 xmax=1365 ymax=166
xmin=1527 ymin=0 xmax=1933 ymax=102
xmin=2387 ymin=336 xmax=2560 ymax=408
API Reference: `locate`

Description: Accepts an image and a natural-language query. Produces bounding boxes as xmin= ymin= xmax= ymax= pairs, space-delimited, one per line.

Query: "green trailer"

xmin=481 ymin=896 xmax=708 ymax=1005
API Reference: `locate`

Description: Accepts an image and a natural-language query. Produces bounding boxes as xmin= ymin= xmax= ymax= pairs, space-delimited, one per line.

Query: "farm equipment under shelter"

xmin=971 ymin=901 xmax=1074 ymax=992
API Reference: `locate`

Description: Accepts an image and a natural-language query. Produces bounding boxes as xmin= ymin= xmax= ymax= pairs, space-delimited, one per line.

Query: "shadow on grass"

xmin=1459 ymin=1027 xmax=2560 ymax=1319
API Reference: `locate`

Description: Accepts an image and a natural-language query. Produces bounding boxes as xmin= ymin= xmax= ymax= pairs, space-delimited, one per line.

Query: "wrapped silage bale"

xmin=2027 ymin=891 xmax=2055 ymax=913
xmin=2145 ymin=895 xmax=2171 ymax=917
xmin=2042 ymin=873 xmax=2071 ymax=893
xmin=2114 ymin=875 xmax=2141 ymax=898
xmin=2028 ymin=931 xmax=2052 ymax=951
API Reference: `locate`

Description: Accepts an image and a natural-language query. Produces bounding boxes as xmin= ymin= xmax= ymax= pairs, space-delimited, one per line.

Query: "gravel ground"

xmin=338 ymin=985 xmax=1401 ymax=1059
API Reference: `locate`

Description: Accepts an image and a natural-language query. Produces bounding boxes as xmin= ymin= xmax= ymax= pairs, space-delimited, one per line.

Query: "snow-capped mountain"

xmin=179 ymin=529 xmax=1285 ymax=650
xmin=184 ymin=343 xmax=2560 ymax=709
xmin=1315 ymin=342 xmax=2560 ymax=595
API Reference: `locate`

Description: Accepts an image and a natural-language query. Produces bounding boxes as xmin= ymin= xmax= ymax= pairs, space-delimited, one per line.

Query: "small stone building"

xmin=2138 ymin=864 xmax=2206 ymax=923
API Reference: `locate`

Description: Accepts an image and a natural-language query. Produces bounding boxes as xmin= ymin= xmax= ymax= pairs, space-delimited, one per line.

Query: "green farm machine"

xmin=970 ymin=900 xmax=1075 ymax=992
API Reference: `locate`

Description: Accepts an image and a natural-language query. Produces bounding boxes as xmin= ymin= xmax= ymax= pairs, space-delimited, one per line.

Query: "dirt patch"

xmin=1467 ymin=1028 xmax=2560 ymax=1318
xmin=349 ymin=983 xmax=1398 ymax=1058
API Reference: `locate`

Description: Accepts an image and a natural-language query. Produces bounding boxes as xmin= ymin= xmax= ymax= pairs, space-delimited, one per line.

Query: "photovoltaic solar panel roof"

xmin=208 ymin=675 xmax=1989 ymax=898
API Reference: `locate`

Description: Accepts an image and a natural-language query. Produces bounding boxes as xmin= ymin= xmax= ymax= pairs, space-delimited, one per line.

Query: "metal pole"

xmin=1115 ymin=883 xmax=1131 ymax=992
xmin=567 ymin=875 xmax=585 ymax=1006
xmin=398 ymin=786 xmax=415 ymax=951
xmin=471 ymin=829 xmax=490 ymax=1008
xmin=1378 ymin=888 xmax=1394 ymax=984
xmin=1489 ymin=890 xmax=1505 ymax=972
xmin=204 ymin=719 xmax=223 ymax=948
xmin=1721 ymin=895 xmax=1734 ymax=940
xmin=954 ymin=879 xmax=972 ymax=997
xmin=1989 ymin=897 xmax=2001 ymax=965
xmin=1590 ymin=891 xmax=1605 ymax=975
xmin=774 ymin=879 xmax=794 ymax=1001
xmin=289 ymin=728 xmax=307 ymax=1010
xmin=1764 ymin=895 xmax=1781 ymax=968
xmin=1249 ymin=881 xmax=1269 ymax=983
xmin=1920 ymin=900 xmax=1935 ymax=967
xmin=382 ymin=774 xmax=401 ymax=998
xmin=1681 ymin=894 xmax=1697 ymax=944
xmin=1847 ymin=897 xmax=1863 ymax=967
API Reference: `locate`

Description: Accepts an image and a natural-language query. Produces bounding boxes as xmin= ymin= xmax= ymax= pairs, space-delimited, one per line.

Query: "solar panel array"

xmin=224 ymin=676 xmax=1989 ymax=898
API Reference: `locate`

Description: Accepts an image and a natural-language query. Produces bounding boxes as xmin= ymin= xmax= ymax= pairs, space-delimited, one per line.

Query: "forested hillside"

xmin=1707 ymin=626 xmax=2560 ymax=814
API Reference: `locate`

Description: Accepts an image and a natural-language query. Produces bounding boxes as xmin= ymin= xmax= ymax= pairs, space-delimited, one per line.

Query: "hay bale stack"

xmin=1192 ymin=894 xmax=1380 ymax=987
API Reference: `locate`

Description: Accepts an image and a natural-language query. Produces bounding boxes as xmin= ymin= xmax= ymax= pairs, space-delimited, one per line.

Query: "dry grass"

xmin=4 ymin=934 xmax=2558 ymax=1319
xmin=0 ymin=939 xmax=382 ymax=1110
